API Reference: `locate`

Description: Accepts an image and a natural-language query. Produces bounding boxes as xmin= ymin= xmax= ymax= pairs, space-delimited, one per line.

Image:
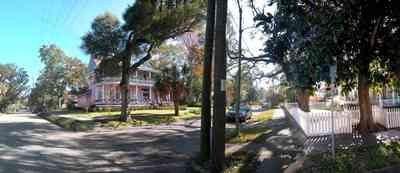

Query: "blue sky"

xmin=0 ymin=0 xmax=133 ymax=86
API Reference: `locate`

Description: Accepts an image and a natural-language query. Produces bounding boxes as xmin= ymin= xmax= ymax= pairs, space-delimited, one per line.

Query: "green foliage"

xmin=300 ymin=142 xmax=400 ymax=173
xmin=122 ymin=0 xmax=205 ymax=45
xmin=253 ymin=0 xmax=331 ymax=92
xmin=152 ymin=42 xmax=205 ymax=105
xmin=81 ymin=12 xmax=124 ymax=59
xmin=0 ymin=64 xmax=29 ymax=112
xmin=29 ymin=45 xmax=88 ymax=112
xmin=226 ymin=64 xmax=261 ymax=105
xmin=153 ymin=54 xmax=187 ymax=116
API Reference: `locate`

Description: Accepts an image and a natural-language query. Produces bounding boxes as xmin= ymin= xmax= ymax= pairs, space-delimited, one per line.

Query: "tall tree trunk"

xmin=120 ymin=56 xmax=131 ymax=122
xmin=200 ymin=0 xmax=215 ymax=162
xmin=357 ymin=69 xmax=377 ymax=134
xmin=211 ymin=0 xmax=228 ymax=172
xmin=234 ymin=0 xmax=243 ymax=137
xmin=172 ymin=88 xmax=179 ymax=117
xmin=296 ymin=88 xmax=310 ymax=112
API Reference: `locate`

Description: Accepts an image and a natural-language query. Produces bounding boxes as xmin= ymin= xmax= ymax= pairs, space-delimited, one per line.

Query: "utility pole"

xmin=200 ymin=0 xmax=215 ymax=162
xmin=211 ymin=0 xmax=228 ymax=172
xmin=234 ymin=0 xmax=243 ymax=136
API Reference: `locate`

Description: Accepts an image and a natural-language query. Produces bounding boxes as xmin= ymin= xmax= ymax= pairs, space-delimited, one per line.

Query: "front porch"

xmin=95 ymin=84 xmax=172 ymax=107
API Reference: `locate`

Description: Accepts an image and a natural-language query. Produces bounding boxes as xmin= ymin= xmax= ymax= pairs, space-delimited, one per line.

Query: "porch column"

xmin=136 ymin=86 xmax=138 ymax=103
xmin=393 ymin=89 xmax=396 ymax=105
xmin=102 ymin=84 xmax=105 ymax=103
xmin=149 ymin=87 xmax=152 ymax=101
xmin=149 ymin=72 xmax=152 ymax=80
xmin=110 ymin=86 xmax=114 ymax=104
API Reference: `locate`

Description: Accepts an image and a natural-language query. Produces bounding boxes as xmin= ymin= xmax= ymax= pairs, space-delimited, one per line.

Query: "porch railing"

xmin=101 ymin=77 xmax=155 ymax=85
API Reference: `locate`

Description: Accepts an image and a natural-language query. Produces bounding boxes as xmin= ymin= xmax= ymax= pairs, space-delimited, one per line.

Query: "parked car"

xmin=226 ymin=105 xmax=252 ymax=122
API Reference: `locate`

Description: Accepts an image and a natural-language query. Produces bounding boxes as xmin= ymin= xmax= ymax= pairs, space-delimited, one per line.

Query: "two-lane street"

xmin=0 ymin=113 xmax=200 ymax=173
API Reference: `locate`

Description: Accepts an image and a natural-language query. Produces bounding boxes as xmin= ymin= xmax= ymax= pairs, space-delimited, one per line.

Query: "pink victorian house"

xmin=76 ymin=57 xmax=172 ymax=109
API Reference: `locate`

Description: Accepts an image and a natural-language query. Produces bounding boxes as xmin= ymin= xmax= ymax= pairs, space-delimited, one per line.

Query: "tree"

xmin=82 ymin=1 xmax=204 ymax=122
xmin=0 ymin=64 xmax=29 ymax=112
xmin=232 ymin=0 xmax=244 ymax=137
xmin=200 ymin=0 xmax=215 ymax=162
xmin=211 ymin=0 xmax=228 ymax=171
xmin=29 ymin=45 xmax=88 ymax=112
xmin=290 ymin=0 xmax=400 ymax=134
xmin=64 ymin=57 xmax=89 ymax=93
xmin=154 ymin=62 xmax=186 ymax=118
xmin=181 ymin=33 xmax=204 ymax=105
xmin=252 ymin=0 xmax=400 ymax=134
xmin=330 ymin=1 xmax=400 ymax=134
xmin=152 ymin=44 xmax=189 ymax=118
xmin=250 ymin=0 xmax=331 ymax=112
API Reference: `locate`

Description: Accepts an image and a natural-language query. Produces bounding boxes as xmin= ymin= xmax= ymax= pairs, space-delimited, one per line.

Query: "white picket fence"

xmin=287 ymin=105 xmax=400 ymax=137
xmin=386 ymin=108 xmax=400 ymax=128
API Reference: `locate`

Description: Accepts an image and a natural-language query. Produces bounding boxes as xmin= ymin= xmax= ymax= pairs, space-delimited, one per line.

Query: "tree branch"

xmin=129 ymin=44 xmax=155 ymax=70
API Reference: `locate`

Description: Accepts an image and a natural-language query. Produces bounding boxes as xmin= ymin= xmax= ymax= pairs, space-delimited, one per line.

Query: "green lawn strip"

xmin=44 ymin=107 xmax=199 ymax=130
xmin=40 ymin=114 xmax=95 ymax=131
xmin=68 ymin=107 xmax=202 ymax=128
xmin=300 ymin=142 xmax=400 ymax=173
xmin=226 ymin=126 xmax=272 ymax=144
xmin=249 ymin=109 xmax=275 ymax=123
xmin=225 ymin=110 xmax=274 ymax=144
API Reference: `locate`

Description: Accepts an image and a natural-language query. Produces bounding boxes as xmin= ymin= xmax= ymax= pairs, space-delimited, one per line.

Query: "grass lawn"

xmin=225 ymin=109 xmax=275 ymax=144
xmin=249 ymin=109 xmax=275 ymax=123
xmin=226 ymin=126 xmax=272 ymax=144
xmin=48 ymin=107 xmax=201 ymax=130
xmin=40 ymin=114 xmax=95 ymax=131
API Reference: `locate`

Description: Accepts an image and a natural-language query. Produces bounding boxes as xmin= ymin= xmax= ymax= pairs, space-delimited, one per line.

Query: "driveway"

xmin=0 ymin=113 xmax=200 ymax=173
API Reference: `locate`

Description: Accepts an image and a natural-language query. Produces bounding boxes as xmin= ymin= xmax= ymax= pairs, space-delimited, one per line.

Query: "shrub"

xmin=300 ymin=142 xmax=400 ymax=173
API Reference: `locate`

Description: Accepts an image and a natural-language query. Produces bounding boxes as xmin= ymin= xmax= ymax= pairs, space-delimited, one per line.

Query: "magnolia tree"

xmin=252 ymin=0 xmax=400 ymax=135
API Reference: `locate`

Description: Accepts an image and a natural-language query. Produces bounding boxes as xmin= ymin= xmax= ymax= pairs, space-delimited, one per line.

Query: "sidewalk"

xmin=226 ymin=109 xmax=304 ymax=173
xmin=255 ymin=109 xmax=304 ymax=173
